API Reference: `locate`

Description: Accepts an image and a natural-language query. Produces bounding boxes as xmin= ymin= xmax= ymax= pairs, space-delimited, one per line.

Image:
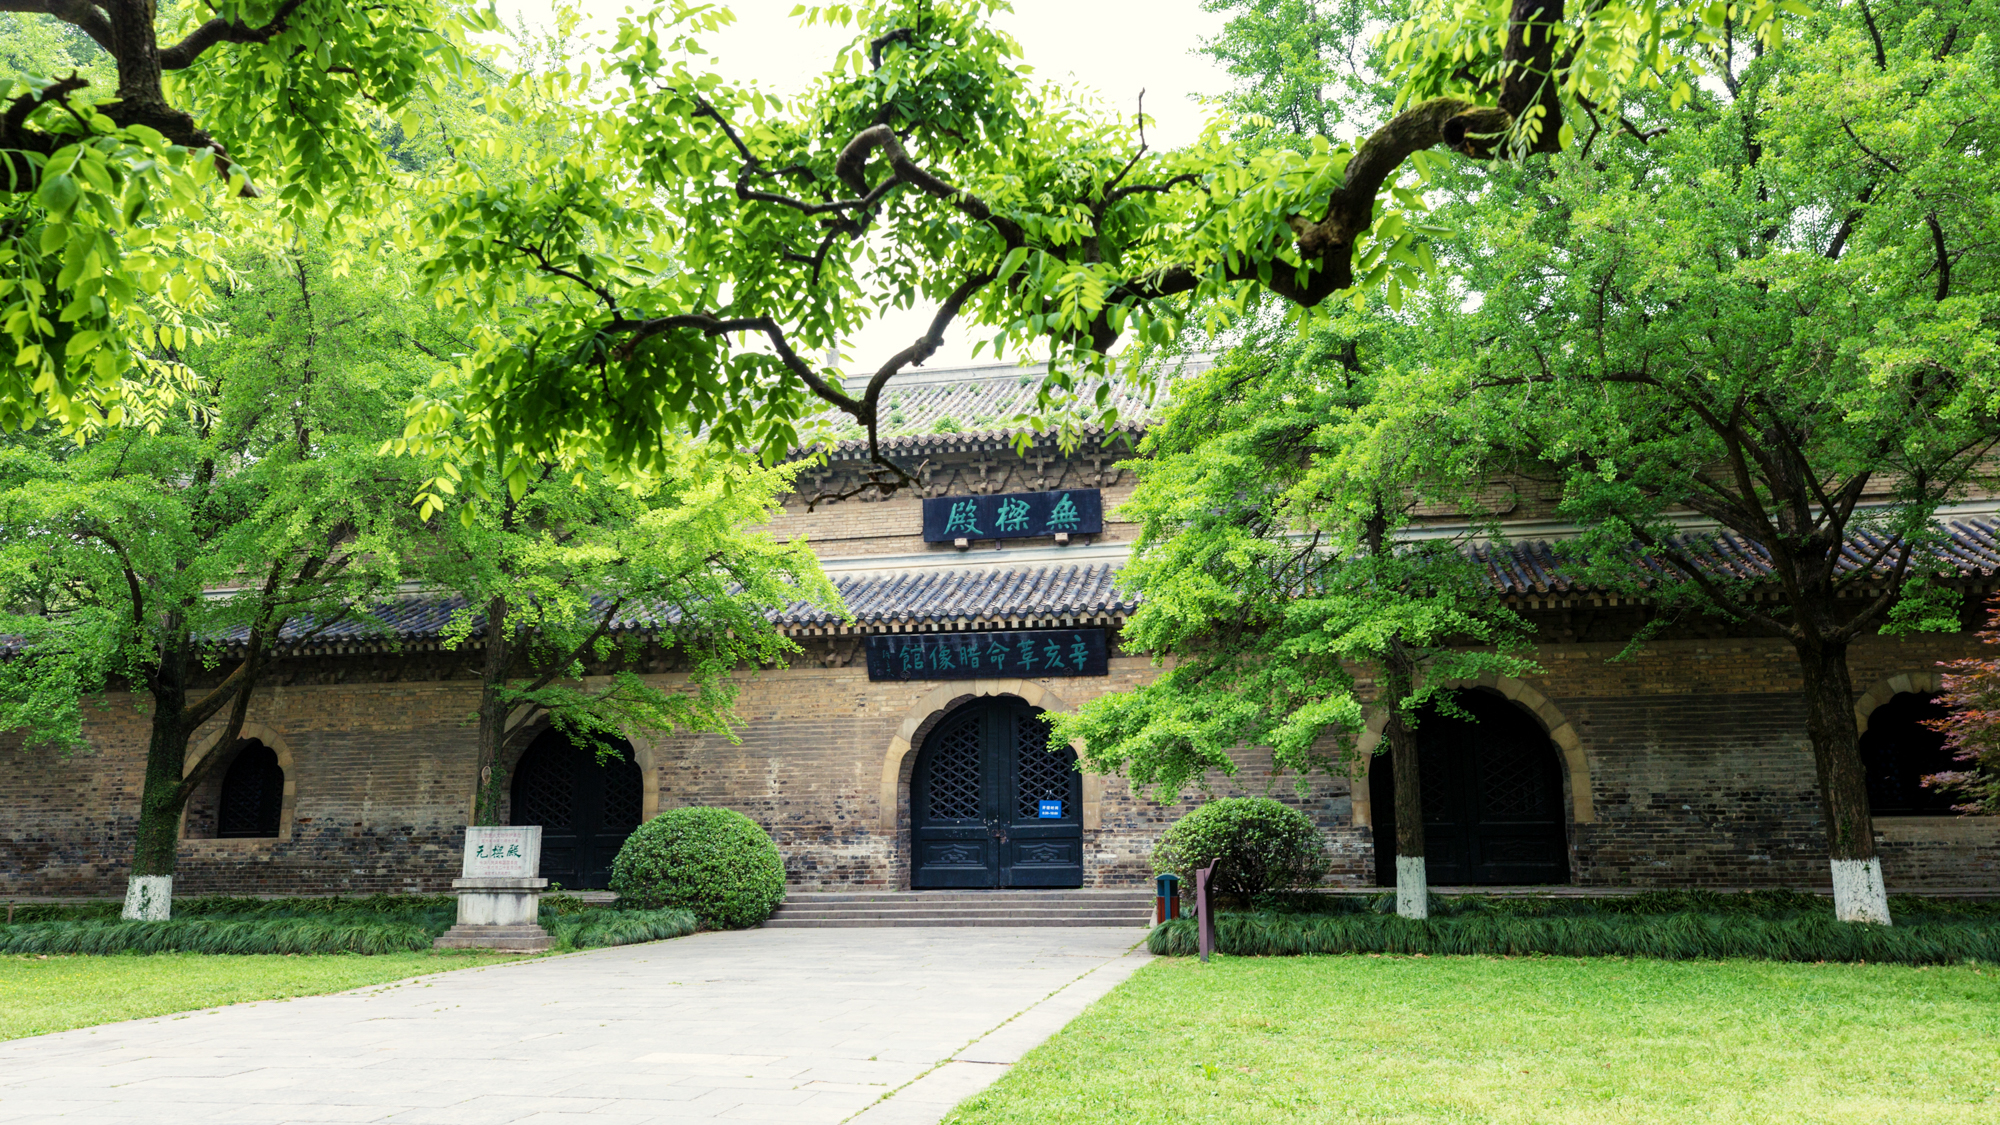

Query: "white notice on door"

xmin=462 ymin=826 xmax=542 ymax=878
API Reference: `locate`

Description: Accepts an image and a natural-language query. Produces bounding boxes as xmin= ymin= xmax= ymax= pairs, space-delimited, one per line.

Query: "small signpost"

xmin=1037 ymin=799 xmax=1063 ymax=819
xmin=433 ymin=826 xmax=553 ymax=952
xmin=1155 ymin=872 xmax=1182 ymax=924
xmin=1195 ymin=861 xmax=1218 ymax=963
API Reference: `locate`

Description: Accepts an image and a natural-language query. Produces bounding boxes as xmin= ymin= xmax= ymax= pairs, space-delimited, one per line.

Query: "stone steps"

xmin=764 ymin=889 xmax=1156 ymax=929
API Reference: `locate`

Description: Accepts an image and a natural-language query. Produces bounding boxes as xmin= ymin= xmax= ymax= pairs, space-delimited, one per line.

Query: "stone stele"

xmin=433 ymin=825 xmax=552 ymax=952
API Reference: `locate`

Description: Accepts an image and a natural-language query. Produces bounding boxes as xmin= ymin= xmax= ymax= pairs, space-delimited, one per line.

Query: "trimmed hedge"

xmin=1148 ymin=892 xmax=2000 ymax=964
xmin=611 ymin=806 xmax=787 ymax=929
xmin=0 ymin=894 xmax=696 ymax=955
xmin=1153 ymin=797 xmax=1330 ymax=903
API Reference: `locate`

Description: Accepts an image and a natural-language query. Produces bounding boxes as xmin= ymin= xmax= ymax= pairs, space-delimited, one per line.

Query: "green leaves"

xmin=0 ymin=233 xmax=448 ymax=753
xmin=1380 ymin=0 xmax=1805 ymax=159
xmin=1408 ymin=1 xmax=2000 ymax=641
xmin=1050 ymin=325 xmax=1536 ymax=800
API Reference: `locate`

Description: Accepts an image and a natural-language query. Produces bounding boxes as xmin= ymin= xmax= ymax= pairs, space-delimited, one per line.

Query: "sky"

xmin=491 ymin=0 xmax=1237 ymax=371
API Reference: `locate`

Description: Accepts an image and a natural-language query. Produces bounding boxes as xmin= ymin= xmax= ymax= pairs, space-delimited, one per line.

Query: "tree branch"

xmin=0 ymin=0 xmax=114 ymax=53
xmin=159 ymin=0 xmax=310 ymax=71
xmin=1840 ymin=120 xmax=1902 ymax=173
xmin=522 ymin=597 xmax=626 ymax=695
xmin=1857 ymin=0 xmax=1888 ymax=70
xmin=1925 ymin=212 xmax=1951 ymax=301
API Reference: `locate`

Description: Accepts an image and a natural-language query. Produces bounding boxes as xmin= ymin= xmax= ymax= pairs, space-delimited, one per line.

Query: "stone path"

xmin=0 ymin=927 xmax=1149 ymax=1124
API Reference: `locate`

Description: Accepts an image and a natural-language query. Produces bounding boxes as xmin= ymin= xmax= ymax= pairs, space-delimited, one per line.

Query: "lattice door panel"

xmin=1013 ymin=711 xmax=1075 ymax=820
xmin=1479 ymin=736 xmax=1553 ymax=819
xmin=600 ymin=753 xmax=643 ymax=828
xmin=514 ymin=752 xmax=575 ymax=829
xmin=925 ymin=713 xmax=986 ymax=822
xmin=1417 ymin=741 xmax=1453 ymax=823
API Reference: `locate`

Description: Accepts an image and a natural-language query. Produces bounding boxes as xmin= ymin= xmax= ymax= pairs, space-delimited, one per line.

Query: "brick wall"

xmin=1 ymin=683 xmax=482 ymax=898
xmin=6 ymin=436 xmax=1998 ymax=898
xmin=12 ymin=627 xmax=1990 ymax=898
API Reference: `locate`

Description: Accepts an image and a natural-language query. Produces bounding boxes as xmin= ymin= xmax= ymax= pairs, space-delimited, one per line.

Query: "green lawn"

xmin=0 ymin=950 xmax=521 ymax=1041
xmin=945 ymin=955 xmax=2000 ymax=1124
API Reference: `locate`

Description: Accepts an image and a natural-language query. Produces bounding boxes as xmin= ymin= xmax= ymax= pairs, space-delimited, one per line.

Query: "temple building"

xmin=4 ymin=361 xmax=1998 ymax=898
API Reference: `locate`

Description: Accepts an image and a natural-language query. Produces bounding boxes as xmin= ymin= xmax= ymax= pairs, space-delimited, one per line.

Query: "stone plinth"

xmin=433 ymin=876 xmax=552 ymax=952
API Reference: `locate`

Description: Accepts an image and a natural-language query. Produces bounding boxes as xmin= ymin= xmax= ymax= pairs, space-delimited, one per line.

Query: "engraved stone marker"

xmin=434 ymin=825 xmax=552 ymax=952
xmin=461 ymin=826 xmax=541 ymax=878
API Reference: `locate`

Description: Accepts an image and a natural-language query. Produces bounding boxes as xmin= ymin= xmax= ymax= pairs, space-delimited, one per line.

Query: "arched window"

xmin=1860 ymin=693 xmax=1960 ymax=817
xmin=217 ymin=742 xmax=284 ymax=838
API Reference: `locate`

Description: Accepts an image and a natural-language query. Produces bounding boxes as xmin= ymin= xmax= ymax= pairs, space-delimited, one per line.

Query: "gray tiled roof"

xmin=1473 ymin=520 xmax=2000 ymax=597
xmin=802 ymin=359 xmax=1205 ymax=459
xmin=17 ymin=523 xmax=1993 ymax=659
xmin=189 ymin=562 xmax=1138 ymax=654
xmin=786 ymin=563 xmax=1134 ymax=631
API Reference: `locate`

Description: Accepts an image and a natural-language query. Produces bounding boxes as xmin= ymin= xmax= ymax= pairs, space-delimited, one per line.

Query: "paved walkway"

xmin=0 ymin=927 xmax=1148 ymax=1124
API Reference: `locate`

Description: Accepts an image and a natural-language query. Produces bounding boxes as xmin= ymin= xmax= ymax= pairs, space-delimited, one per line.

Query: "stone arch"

xmin=183 ymin=722 xmax=298 ymax=842
xmin=1854 ymin=671 xmax=1944 ymax=734
xmin=879 ymin=679 xmax=1103 ymax=833
xmin=1348 ymin=675 xmax=1593 ymax=828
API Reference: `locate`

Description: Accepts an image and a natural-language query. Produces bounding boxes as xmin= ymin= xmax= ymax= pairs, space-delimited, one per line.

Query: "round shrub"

xmin=610 ymin=807 xmax=786 ymax=929
xmin=1153 ymin=797 xmax=1330 ymax=905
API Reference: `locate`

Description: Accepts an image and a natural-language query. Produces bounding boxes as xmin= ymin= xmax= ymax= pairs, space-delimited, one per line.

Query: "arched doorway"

xmin=1860 ymin=692 xmax=1960 ymax=816
xmin=510 ymin=729 xmax=644 ymax=890
xmin=1370 ymin=689 xmax=1571 ymax=885
xmin=911 ymin=696 xmax=1082 ymax=889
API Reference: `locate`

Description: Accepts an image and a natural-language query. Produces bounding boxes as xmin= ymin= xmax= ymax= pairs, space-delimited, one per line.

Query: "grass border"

xmin=1150 ymin=905 xmax=2000 ymax=964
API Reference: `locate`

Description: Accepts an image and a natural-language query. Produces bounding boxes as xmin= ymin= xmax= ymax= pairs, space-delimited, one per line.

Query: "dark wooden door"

xmin=912 ymin=698 xmax=1083 ymax=889
xmin=510 ymin=731 xmax=644 ymax=890
xmin=1371 ymin=690 xmax=1570 ymax=886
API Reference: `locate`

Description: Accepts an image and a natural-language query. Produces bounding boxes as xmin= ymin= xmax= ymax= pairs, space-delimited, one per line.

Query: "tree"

xmin=0 ymin=0 xmax=1806 ymax=470
xmin=1047 ymin=325 xmax=1535 ymax=919
xmin=1929 ymin=606 xmax=2000 ymax=816
xmin=0 ymin=0 xmax=499 ymax=432
xmin=391 ymin=422 xmax=844 ymax=825
xmin=1417 ymin=0 xmax=2000 ymax=923
xmin=1196 ymin=0 xmax=1401 ymax=147
xmin=0 ymin=232 xmax=448 ymax=918
xmin=399 ymin=0 xmax=1797 ymax=498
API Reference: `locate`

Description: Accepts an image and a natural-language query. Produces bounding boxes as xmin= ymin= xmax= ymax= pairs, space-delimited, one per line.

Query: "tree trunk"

xmin=123 ymin=644 xmax=191 ymax=921
xmin=1794 ymin=634 xmax=1890 ymax=925
xmin=472 ymin=594 xmax=509 ymax=826
xmin=1379 ymin=650 xmax=1428 ymax=920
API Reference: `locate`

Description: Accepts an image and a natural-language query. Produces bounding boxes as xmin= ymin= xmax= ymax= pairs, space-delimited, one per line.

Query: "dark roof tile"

xmin=1473 ymin=520 xmax=2000 ymax=596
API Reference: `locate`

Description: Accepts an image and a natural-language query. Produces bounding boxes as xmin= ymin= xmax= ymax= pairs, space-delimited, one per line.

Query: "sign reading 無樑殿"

xmin=922 ymin=489 xmax=1102 ymax=543
xmin=865 ymin=629 xmax=1108 ymax=681
xmin=461 ymin=825 xmax=542 ymax=878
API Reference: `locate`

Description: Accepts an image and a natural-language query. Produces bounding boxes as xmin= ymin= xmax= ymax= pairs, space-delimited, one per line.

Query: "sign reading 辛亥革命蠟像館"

xmin=922 ymin=489 xmax=1102 ymax=543
xmin=461 ymin=825 xmax=542 ymax=878
xmin=865 ymin=629 xmax=1108 ymax=681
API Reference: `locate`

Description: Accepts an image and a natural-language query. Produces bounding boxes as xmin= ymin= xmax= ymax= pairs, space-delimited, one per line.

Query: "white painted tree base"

xmin=122 ymin=875 xmax=173 ymax=921
xmin=1831 ymin=857 xmax=1891 ymax=925
xmin=1396 ymin=855 xmax=1429 ymax=920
